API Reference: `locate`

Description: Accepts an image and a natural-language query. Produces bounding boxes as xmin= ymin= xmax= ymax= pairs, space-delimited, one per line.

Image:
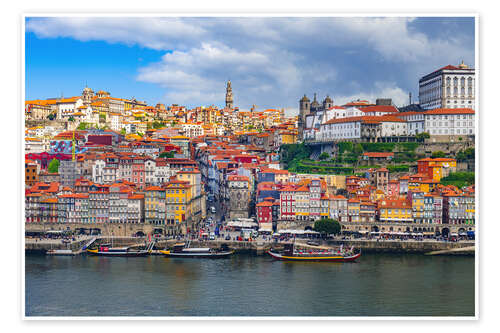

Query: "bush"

xmin=431 ymin=151 xmax=446 ymax=158
xmin=416 ymin=132 xmax=430 ymax=141
xmin=318 ymin=152 xmax=330 ymax=160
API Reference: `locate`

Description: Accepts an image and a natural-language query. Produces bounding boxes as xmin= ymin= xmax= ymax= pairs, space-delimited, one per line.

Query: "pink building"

xmin=132 ymin=157 xmax=145 ymax=190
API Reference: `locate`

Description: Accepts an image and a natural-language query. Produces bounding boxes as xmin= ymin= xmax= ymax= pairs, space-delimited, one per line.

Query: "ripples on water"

xmin=25 ymin=254 xmax=475 ymax=317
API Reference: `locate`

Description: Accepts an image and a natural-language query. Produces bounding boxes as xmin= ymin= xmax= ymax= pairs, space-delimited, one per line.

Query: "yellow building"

xmin=280 ymin=130 xmax=298 ymax=144
xmin=378 ymin=199 xmax=413 ymax=222
xmin=410 ymin=191 xmax=425 ymax=223
xmin=294 ymin=185 xmax=310 ymax=220
xmin=165 ymin=180 xmax=192 ymax=234
xmin=347 ymin=198 xmax=361 ymax=223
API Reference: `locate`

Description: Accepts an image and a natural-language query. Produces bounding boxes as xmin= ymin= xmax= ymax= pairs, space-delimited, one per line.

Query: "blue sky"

xmin=25 ymin=17 xmax=475 ymax=114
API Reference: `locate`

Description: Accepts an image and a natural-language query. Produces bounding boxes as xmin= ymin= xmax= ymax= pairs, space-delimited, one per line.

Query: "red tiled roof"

xmin=363 ymin=152 xmax=394 ymax=158
xmin=424 ymin=108 xmax=474 ymax=115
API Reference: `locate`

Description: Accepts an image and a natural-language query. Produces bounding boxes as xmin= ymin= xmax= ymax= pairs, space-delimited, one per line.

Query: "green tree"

xmin=47 ymin=158 xmax=60 ymax=173
xmin=416 ymin=132 xmax=430 ymax=141
xmin=313 ymin=218 xmax=341 ymax=236
xmin=68 ymin=116 xmax=75 ymax=122
xmin=47 ymin=113 xmax=56 ymax=121
xmin=353 ymin=143 xmax=364 ymax=155
xmin=431 ymin=151 xmax=446 ymax=158
xmin=77 ymin=122 xmax=89 ymax=130
xmin=120 ymin=128 xmax=126 ymax=135
xmin=318 ymin=152 xmax=330 ymax=160
xmin=137 ymin=132 xmax=144 ymax=137
xmin=152 ymin=121 xmax=164 ymax=129
xmin=159 ymin=151 xmax=175 ymax=159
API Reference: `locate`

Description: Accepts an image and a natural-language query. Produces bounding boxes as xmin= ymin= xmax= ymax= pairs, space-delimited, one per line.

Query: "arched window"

xmin=446 ymin=77 xmax=451 ymax=85
xmin=468 ymin=87 xmax=472 ymax=96
xmin=460 ymin=77 xmax=465 ymax=85
xmin=453 ymin=77 xmax=458 ymax=85
xmin=454 ymin=87 xmax=458 ymax=96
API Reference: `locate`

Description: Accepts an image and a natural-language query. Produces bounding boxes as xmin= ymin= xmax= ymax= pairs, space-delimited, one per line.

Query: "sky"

xmin=25 ymin=16 xmax=475 ymax=115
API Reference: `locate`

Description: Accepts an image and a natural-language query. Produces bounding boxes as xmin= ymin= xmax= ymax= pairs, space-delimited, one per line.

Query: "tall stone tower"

xmin=225 ymin=80 xmax=234 ymax=109
xmin=82 ymin=86 xmax=94 ymax=106
xmin=298 ymin=94 xmax=310 ymax=141
xmin=323 ymin=95 xmax=333 ymax=110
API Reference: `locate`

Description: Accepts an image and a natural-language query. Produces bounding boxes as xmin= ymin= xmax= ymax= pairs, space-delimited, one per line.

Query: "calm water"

xmin=25 ymin=253 xmax=475 ymax=317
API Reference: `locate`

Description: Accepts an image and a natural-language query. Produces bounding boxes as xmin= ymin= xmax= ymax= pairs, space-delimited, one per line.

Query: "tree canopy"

xmin=47 ymin=158 xmax=60 ymax=173
xmin=313 ymin=218 xmax=341 ymax=236
xmin=152 ymin=121 xmax=164 ymax=129
xmin=318 ymin=152 xmax=330 ymax=160
xmin=159 ymin=151 xmax=175 ymax=159
xmin=431 ymin=151 xmax=446 ymax=158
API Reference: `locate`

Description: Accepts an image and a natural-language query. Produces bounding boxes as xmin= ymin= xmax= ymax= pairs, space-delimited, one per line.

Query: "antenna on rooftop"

xmin=409 ymin=92 xmax=412 ymax=105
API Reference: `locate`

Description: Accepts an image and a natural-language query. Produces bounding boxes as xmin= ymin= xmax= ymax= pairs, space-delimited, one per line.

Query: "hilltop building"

xmin=419 ymin=61 xmax=475 ymax=110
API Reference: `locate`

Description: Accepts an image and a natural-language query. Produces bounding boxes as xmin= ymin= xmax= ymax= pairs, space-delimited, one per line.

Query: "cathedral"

xmin=298 ymin=93 xmax=333 ymax=140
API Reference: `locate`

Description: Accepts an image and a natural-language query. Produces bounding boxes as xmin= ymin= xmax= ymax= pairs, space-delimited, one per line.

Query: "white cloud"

xmin=334 ymin=81 xmax=409 ymax=107
xmin=26 ymin=17 xmax=475 ymax=109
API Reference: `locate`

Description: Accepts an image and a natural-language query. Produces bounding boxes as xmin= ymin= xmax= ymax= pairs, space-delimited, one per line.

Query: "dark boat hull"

xmin=267 ymin=250 xmax=361 ymax=262
xmin=86 ymin=249 xmax=150 ymax=257
xmin=162 ymin=250 xmax=234 ymax=258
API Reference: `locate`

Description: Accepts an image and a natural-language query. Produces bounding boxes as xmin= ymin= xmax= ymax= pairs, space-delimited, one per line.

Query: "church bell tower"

xmin=225 ymin=80 xmax=234 ymax=109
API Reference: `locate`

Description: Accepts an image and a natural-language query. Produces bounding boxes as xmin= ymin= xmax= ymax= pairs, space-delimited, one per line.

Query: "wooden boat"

xmin=161 ymin=242 xmax=234 ymax=258
xmin=267 ymin=243 xmax=361 ymax=262
xmin=86 ymin=241 xmax=155 ymax=257
xmin=46 ymin=249 xmax=75 ymax=256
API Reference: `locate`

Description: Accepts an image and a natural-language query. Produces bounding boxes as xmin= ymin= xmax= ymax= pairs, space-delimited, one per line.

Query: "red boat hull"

xmin=267 ymin=250 xmax=361 ymax=262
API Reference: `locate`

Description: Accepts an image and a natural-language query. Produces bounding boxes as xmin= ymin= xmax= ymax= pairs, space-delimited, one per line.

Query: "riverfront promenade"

xmin=25 ymin=235 xmax=475 ymax=256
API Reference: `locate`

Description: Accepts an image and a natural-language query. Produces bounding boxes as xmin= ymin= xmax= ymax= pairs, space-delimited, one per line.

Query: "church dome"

xmin=324 ymin=95 xmax=333 ymax=103
xmin=300 ymin=94 xmax=310 ymax=102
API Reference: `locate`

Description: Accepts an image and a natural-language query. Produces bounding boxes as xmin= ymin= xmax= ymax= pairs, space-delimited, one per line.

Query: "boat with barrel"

xmin=160 ymin=242 xmax=234 ymax=258
xmin=267 ymin=243 xmax=361 ymax=262
xmin=86 ymin=241 xmax=155 ymax=257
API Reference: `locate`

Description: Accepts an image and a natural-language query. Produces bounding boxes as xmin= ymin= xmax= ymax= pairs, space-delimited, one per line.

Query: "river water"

xmin=25 ymin=253 xmax=475 ymax=317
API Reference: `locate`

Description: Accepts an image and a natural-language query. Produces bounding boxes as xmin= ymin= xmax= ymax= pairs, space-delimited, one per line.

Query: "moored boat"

xmin=267 ymin=243 xmax=361 ymax=262
xmin=161 ymin=242 xmax=234 ymax=258
xmin=46 ymin=249 xmax=75 ymax=256
xmin=86 ymin=241 xmax=155 ymax=257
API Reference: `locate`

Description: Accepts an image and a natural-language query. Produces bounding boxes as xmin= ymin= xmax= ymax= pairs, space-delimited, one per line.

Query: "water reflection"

xmin=25 ymin=254 xmax=474 ymax=317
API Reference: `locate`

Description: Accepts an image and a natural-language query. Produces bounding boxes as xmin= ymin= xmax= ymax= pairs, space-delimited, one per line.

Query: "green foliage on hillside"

xmin=456 ymin=148 xmax=475 ymax=162
xmin=387 ymin=164 xmax=410 ymax=173
xmin=337 ymin=142 xmax=353 ymax=154
xmin=318 ymin=152 xmax=330 ymax=160
xmin=431 ymin=151 xmax=447 ymax=158
xmin=441 ymin=172 xmax=475 ymax=188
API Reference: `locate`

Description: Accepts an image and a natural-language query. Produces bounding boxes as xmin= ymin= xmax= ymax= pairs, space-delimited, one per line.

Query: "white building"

xmin=419 ymin=61 xmax=475 ymax=110
xmin=92 ymin=160 xmax=106 ymax=184
xmin=181 ymin=123 xmax=204 ymax=138
xmin=396 ymin=112 xmax=425 ymax=135
xmin=423 ymin=108 xmax=475 ymax=137
xmin=56 ymin=97 xmax=84 ymax=119
xmin=109 ymin=113 xmax=122 ymax=131
xmin=144 ymin=159 xmax=157 ymax=185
